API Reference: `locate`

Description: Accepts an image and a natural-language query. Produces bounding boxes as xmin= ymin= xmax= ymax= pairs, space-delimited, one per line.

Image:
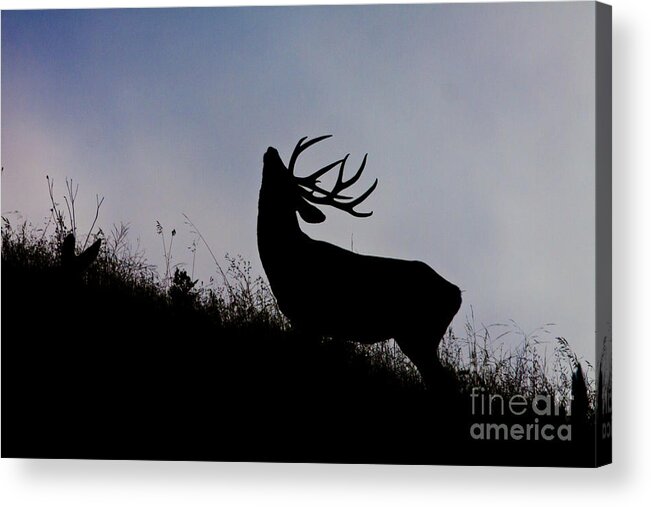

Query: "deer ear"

xmin=77 ymin=238 xmax=101 ymax=272
xmin=61 ymin=233 xmax=76 ymax=264
xmin=297 ymin=201 xmax=326 ymax=224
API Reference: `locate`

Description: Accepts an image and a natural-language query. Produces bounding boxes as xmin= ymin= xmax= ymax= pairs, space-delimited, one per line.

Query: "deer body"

xmin=257 ymin=139 xmax=461 ymax=387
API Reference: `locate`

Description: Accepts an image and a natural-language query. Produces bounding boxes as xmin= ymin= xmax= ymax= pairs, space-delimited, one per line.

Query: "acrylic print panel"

xmin=1 ymin=2 xmax=611 ymax=466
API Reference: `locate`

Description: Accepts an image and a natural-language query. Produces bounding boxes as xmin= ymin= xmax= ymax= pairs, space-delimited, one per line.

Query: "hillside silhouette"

xmin=2 ymin=205 xmax=600 ymax=465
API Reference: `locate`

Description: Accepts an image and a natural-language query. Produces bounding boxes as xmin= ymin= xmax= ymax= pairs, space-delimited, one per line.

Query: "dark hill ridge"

xmin=1 ymin=230 xmax=597 ymax=465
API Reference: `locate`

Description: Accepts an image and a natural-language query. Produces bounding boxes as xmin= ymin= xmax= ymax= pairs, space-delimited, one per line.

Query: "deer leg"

xmin=395 ymin=334 xmax=441 ymax=388
xmin=395 ymin=332 xmax=456 ymax=393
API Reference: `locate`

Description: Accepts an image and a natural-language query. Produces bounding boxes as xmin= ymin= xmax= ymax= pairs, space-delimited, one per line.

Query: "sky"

xmin=1 ymin=3 xmax=597 ymax=367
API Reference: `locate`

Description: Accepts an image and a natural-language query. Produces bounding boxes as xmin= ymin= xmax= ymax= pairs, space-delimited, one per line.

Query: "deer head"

xmin=61 ymin=233 xmax=101 ymax=276
xmin=261 ymin=135 xmax=378 ymax=225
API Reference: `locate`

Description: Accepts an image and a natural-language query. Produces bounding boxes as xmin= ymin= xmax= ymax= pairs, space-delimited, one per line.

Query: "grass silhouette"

xmin=1 ymin=181 xmax=598 ymax=465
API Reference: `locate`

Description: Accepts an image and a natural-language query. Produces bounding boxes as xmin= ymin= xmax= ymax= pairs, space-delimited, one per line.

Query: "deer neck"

xmin=257 ymin=189 xmax=306 ymax=245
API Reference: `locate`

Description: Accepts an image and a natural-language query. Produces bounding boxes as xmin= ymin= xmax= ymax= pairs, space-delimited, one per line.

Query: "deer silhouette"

xmin=54 ymin=232 xmax=102 ymax=310
xmin=61 ymin=232 xmax=101 ymax=275
xmin=257 ymin=135 xmax=462 ymax=389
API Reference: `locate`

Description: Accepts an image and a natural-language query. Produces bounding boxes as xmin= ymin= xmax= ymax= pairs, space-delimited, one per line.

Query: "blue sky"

xmin=1 ymin=3 xmax=597 ymax=365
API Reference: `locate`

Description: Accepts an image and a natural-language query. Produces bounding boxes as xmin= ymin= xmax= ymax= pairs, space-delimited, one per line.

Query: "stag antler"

xmin=288 ymin=135 xmax=333 ymax=176
xmin=289 ymin=136 xmax=378 ymax=218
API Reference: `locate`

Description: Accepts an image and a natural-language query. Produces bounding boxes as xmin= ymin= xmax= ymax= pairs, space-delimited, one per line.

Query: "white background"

xmin=0 ymin=0 xmax=648 ymax=505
